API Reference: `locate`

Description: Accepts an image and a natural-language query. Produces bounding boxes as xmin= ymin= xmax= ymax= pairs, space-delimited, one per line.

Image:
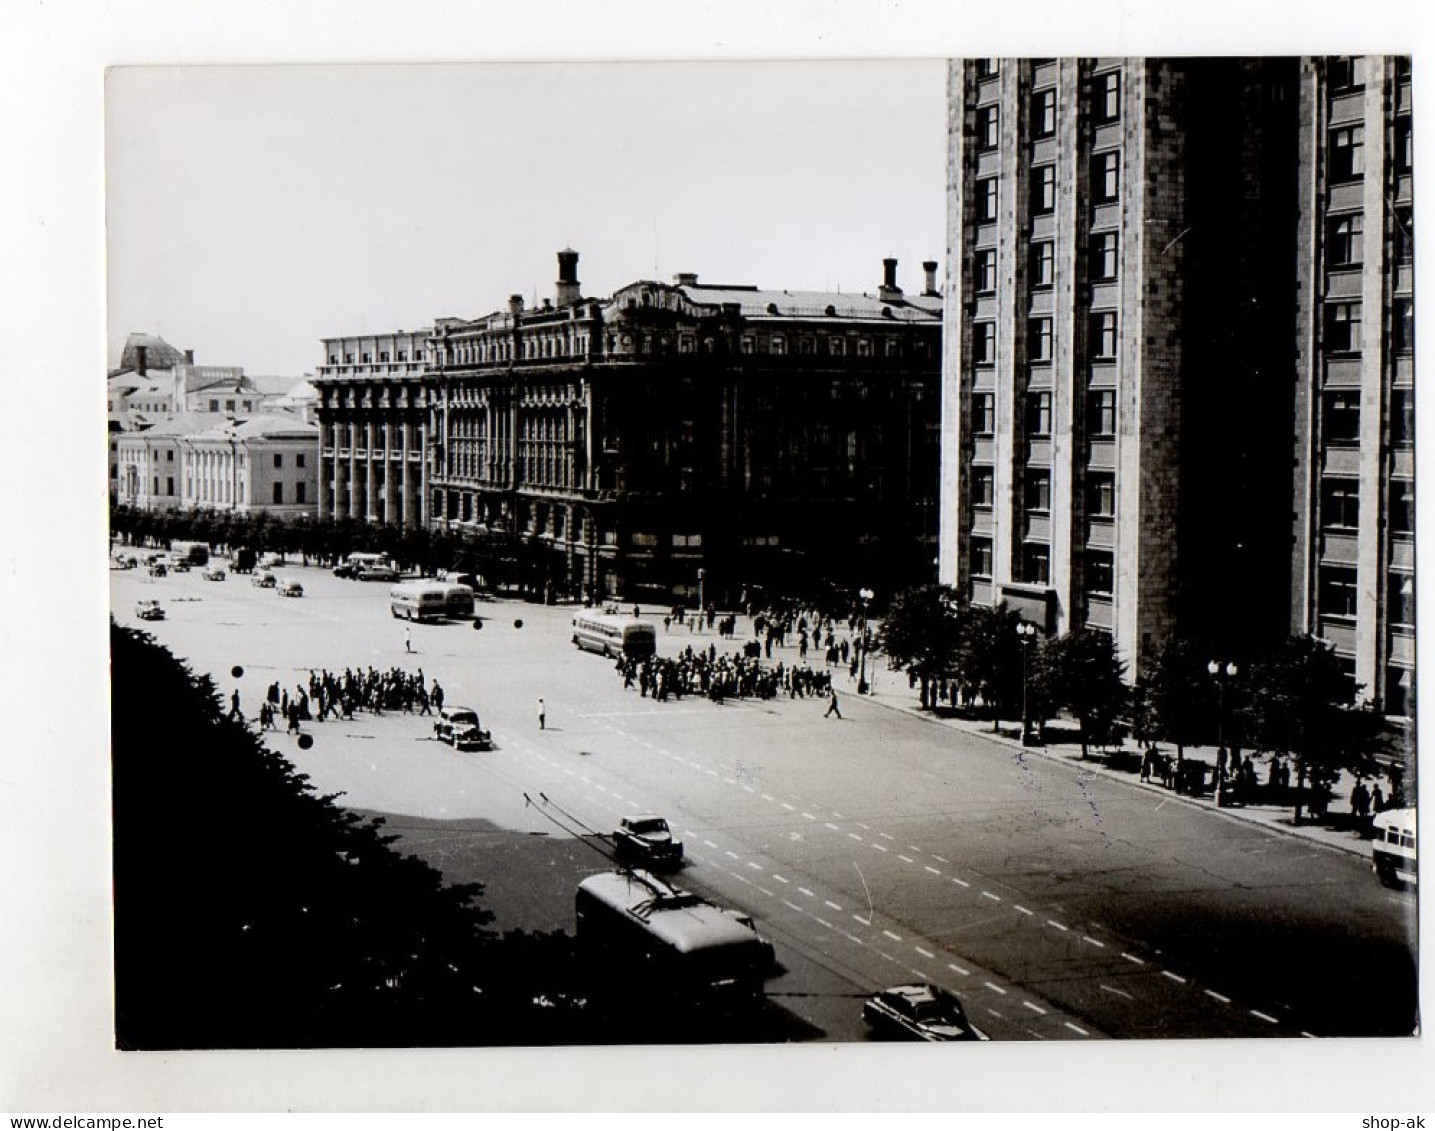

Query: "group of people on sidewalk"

xmin=246 ymin=666 xmax=447 ymax=733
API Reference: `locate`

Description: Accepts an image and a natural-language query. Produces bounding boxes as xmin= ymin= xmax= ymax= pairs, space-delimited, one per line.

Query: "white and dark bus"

xmin=443 ymin=583 xmax=475 ymax=619
xmin=575 ymin=871 xmax=773 ymax=1001
xmin=389 ymin=580 xmax=451 ymax=622
xmin=169 ymin=540 xmax=210 ymax=566
xmin=1372 ymin=807 xmax=1417 ymax=889
xmin=571 ymin=612 xmax=658 ymax=659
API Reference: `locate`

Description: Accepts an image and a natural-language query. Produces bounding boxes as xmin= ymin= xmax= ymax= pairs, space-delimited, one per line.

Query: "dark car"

xmin=134 ymin=599 xmax=165 ymax=621
xmin=202 ymin=565 xmax=227 ymax=581
xmin=433 ymin=706 xmax=492 ymax=750
xmin=251 ymin=570 xmax=277 ymax=588
xmin=863 ymin=984 xmax=989 ymax=1042
xmin=613 ymin=815 xmax=684 ymax=869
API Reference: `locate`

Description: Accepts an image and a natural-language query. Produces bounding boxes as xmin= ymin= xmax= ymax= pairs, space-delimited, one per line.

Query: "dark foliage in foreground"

xmin=111 ymin=622 xmax=599 ymax=1048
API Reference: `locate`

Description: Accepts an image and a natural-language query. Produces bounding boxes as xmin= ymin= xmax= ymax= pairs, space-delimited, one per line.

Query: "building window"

xmin=397 ymin=351 xmax=407 ymax=361
xmin=1328 ymin=56 xmax=1367 ymax=90
xmin=1325 ymin=302 xmax=1362 ymax=352
xmin=344 ymin=353 xmax=353 ymax=363
xmin=1031 ymin=241 xmax=1054 ymax=288
xmin=1394 ymin=298 xmax=1415 ymax=352
xmin=1032 ymin=164 xmax=1056 ymax=214
xmin=1027 ymin=390 xmax=1053 ymax=435
xmin=1390 ymin=573 xmax=1415 ymax=628
xmin=1395 ymin=207 xmax=1414 ymax=261
xmin=1032 ymin=88 xmax=1057 ymax=137
xmin=1320 ymin=565 xmax=1359 ymax=617
xmin=973 ymin=322 xmax=997 ymax=364
xmin=829 ymin=337 xmax=847 ymax=357
xmin=271 ymin=481 xmax=283 ymax=505
xmin=273 ymin=453 xmax=283 ymax=469
xmin=209 ymin=399 xmax=219 ymax=412
xmin=975 ymin=248 xmax=998 ymax=293
xmin=296 ymin=452 xmax=306 ymax=468
xmin=361 ymin=352 xmax=371 ymax=363
xmin=1323 ymin=390 xmax=1361 ymax=443
xmin=1329 ymin=126 xmax=1365 ymax=181
xmin=1391 ymin=388 xmax=1414 ymax=445
xmin=1091 ymin=312 xmax=1118 ymax=359
xmin=771 ymin=334 xmax=787 ymax=355
xmin=972 ymin=466 xmax=995 ymax=507
xmin=1094 ymin=70 xmax=1120 ymax=123
xmin=1028 ymin=317 xmax=1053 ymax=362
xmin=856 ymin=338 xmax=872 ymax=357
xmin=1328 ymin=213 xmax=1364 ymax=268
xmin=976 ymin=177 xmax=999 ymax=222
xmin=1389 ymin=478 xmax=1414 ymax=535
xmin=972 ymin=392 xmax=996 ymax=434
xmin=1394 ymin=117 xmax=1413 ymax=175
xmin=296 ymin=482 xmax=307 ymax=505
xmin=1023 ymin=543 xmax=1051 ymax=585
xmin=974 ymin=58 xmax=998 ymax=79
xmin=971 ymin=537 xmax=994 ymax=579
xmin=1025 ymin=470 xmax=1052 ymax=512
xmin=328 ymin=355 xmax=338 ymax=365
xmin=1088 ymin=474 xmax=1115 ymax=517
xmin=380 ymin=351 xmax=390 ymax=362
xmin=166 ymin=476 xmax=174 ymax=496
xmin=1092 ymin=151 xmax=1120 ymax=203
xmin=1091 ymin=231 xmax=1119 ymax=280
xmin=1086 ymin=551 xmax=1114 ymax=595
xmin=1322 ymin=478 xmax=1361 ymax=529
xmin=1088 ymin=389 xmax=1117 ymax=436
xmin=976 ymin=105 xmax=1000 ymax=151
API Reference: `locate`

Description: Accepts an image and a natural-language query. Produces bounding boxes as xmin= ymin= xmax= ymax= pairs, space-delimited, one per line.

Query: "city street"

xmin=112 ymin=557 xmax=1419 ymax=1042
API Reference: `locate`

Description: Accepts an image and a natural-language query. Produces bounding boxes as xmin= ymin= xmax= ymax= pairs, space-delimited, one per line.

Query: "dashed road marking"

xmin=781 ymin=802 xmax=795 ymax=811
xmin=952 ymin=877 xmax=971 ymax=888
xmin=1122 ymin=953 xmax=1144 ymax=965
xmin=825 ymin=822 xmax=840 ymax=831
xmin=848 ymin=833 xmax=864 ymax=842
xmin=914 ymin=946 xmax=934 ymax=959
xmin=1204 ymin=990 xmax=1231 ymax=1004
xmin=1014 ymin=906 xmax=1033 ymax=916
xmin=898 ymin=855 xmax=915 ymax=864
xmin=924 ymin=865 xmax=941 ymax=875
xmin=981 ymin=891 xmax=1002 ymax=903
xmin=742 ymin=785 xmax=755 ymax=793
xmin=1250 ymin=1010 xmax=1279 ymax=1025
xmin=948 ymin=962 xmax=970 ymax=976
xmin=825 ymin=900 xmax=842 ymax=911
xmin=844 ymin=933 xmax=864 ymax=945
xmin=1300 ymin=1031 xmax=1317 ymax=1039
xmin=801 ymin=812 xmax=816 ymax=821
xmin=932 ymin=855 xmax=948 ymax=864
xmin=1101 ymin=985 xmax=1133 ymax=1000
xmin=761 ymin=793 xmax=774 ymax=802
xmin=725 ymin=850 xmax=739 ymax=860
xmin=907 ymin=845 xmax=922 ymax=854
xmin=1082 ymin=937 xmax=1105 ymax=948
xmin=815 ymin=917 xmax=833 ymax=930
xmin=882 ymin=929 xmax=903 ymax=942
xmin=871 ymin=843 xmax=888 ymax=852
xmin=1064 ymin=1022 xmax=1090 ymax=1037
xmin=1048 ymin=920 xmax=1069 ymax=932
xmin=746 ymin=861 xmax=763 ymax=871
xmin=782 ymin=899 xmax=802 ymax=913
xmin=983 ymin=982 xmax=1007 ymax=995
xmin=1023 ymin=1002 xmax=1047 ymax=1015
xmin=798 ymin=887 xmax=815 ymax=898
xmin=732 ymin=873 xmax=752 ymax=885
xmin=853 ymin=915 xmax=871 ymax=926
xmin=877 ymin=951 xmax=897 ymax=963
xmin=757 ymin=886 xmax=774 ymax=898
xmin=1161 ymin=971 xmax=1187 ymax=984
xmin=878 ymin=832 xmax=894 ymax=841
xmin=772 ymin=874 xmax=789 ymax=884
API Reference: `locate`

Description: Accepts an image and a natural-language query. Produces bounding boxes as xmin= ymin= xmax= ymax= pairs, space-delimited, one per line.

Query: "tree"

xmin=1242 ymin=634 xmax=1385 ymax=824
xmin=958 ymin=602 xmax=1026 ymax=731
xmin=1039 ymin=628 xmax=1129 ymax=758
xmin=1135 ymin=637 xmax=1216 ymax=760
xmin=875 ymin=585 xmax=966 ymax=709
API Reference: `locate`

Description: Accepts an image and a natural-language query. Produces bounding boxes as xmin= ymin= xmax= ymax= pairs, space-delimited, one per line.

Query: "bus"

xmin=389 ymin=580 xmax=451 ymax=621
xmin=575 ymin=870 xmax=773 ymax=1002
xmin=443 ymin=583 xmax=476 ymax=619
xmin=571 ymin=612 xmax=658 ymax=659
xmin=1372 ymin=807 xmax=1417 ymax=889
xmin=169 ymin=540 xmax=210 ymax=566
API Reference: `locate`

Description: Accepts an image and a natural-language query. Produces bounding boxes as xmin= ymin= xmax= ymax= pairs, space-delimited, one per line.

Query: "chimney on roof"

xmin=922 ymin=260 xmax=940 ymax=297
xmin=556 ymin=249 xmax=581 ymax=307
xmin=878 ymin=257 xmax=903 ymax=302
xmin=135 ymin=345 xmax=148 ymax=376
xmin=185 ymin=349 xmax=195 ymax=364
xmin=509 ymin=294 xmax=525 ymax=317
xmin=674 ymin=272 xmax=699 ymax=287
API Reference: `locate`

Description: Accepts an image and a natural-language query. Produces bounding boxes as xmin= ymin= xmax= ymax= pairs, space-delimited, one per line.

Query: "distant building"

xmin=179 ymin=415 xmax=320 ymax=516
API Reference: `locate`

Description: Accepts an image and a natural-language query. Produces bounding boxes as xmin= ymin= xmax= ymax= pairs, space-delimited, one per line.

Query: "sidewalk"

xmin=847 ymin=668 xmax=1382 ymax=860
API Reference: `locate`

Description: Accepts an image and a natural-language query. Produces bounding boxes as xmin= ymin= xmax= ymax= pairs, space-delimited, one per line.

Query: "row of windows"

xmin=1322 ymin=476 xmax=1415 ymax=534
xmin=973 ymin=233 xmax=1119 ymax=295
xmin=1322 ymin=387 xmax=1414 ymax=444
xmin=969 ymin=389 xmax=1117 ymax=436
xmin=1327 ymin=121 xmax=1412 ymax=182
xmin=972 ymin=312 xmax=1118 ymax=364
xmin=1323 ymin=298 xmax=1414 ymax=354
xmin=1320 ymin=565 xmax=1414 ymax=626
xmin=974 ymin=151 xmax=1120 ymax=223
xmin=330 ymin=350 xmax=412 ymax=364
xmin=1328 ymin=208 xmax=1415 ymax=267
xmin=968 ymin=537 xmax=1117 ymax=593
xmin=973 ymin=71 xmax=1120 ymax=146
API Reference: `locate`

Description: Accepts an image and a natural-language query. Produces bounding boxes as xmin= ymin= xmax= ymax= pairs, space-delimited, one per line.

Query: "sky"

xmin=106 ymin=61 xmax=948 ymax=377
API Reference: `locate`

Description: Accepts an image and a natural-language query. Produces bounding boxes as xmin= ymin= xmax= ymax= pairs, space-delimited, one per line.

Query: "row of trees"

xmin=876 ymin=586 xmax=1401 ymax=822
xmin=109 ymin=504 xmax=562 ymax=596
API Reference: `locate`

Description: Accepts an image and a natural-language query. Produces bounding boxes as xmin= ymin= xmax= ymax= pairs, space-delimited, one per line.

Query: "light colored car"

xmin=863 ymin=984 xmax=988 ymax=1042
xmin=251 ymin=570 xmax=277 ymax=588
xmin=613 ymin=814 xmax=684 ymax=868
xmin=278 ymin=579 xmax=304 ymax=597
xmin=357 ymin=563 xmax=399 ymax=581
xmin=433 ymin=706 xmax=492 ymax=750
xmin=135 ymin=599 xmax=165 ymax=621
xmin=202 ymin=565 xmax=227 ymax=581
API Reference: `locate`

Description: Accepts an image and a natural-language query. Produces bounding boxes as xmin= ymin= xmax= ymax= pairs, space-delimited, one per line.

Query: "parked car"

xmin=170 ymin=558 xmax=191 ymax=572
xmin=863 ymin=984 xmax=988 ymax=1042
xmin=111 ymin=553 xmax=137 ymax=570
xmin=147 ymin=560 xmax=168 ymax=577
xmin=278 ymin=579 xmax=304 ymax=598
xmin=613 ymin=814 xmax=684 ymax=869
xmin=258 ymin=552 xmax=285 ymax=569
xmin=134 ymin=599 xmax=165 ymax=621
xmin=433 ymin=706 xmax=492 ymax=750
xmin=358 ymin=562 xmax=399 ymax=581
xmin=202 ymin=565 xmax=227 ymax=581
xmin=252 ymin=570 xmax=277 ymax=588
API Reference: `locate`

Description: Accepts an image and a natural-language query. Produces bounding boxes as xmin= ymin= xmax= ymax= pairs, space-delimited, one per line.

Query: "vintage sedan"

xmin=863 ymin=984 xmax=989 ymax=1041
xmin=202 ymin=565 xmax=227 ymax=581
xmin=433 ymin=706 xmax=492 ymax=750
xmin=613 ymin=814 xmax=684 ymax=869
xmin=251 ymin=570 xmax=278 ymax=588
xmin=134 ymin=599 xmax=165 ymax=621
xmin=278 ymin=579 xmax=304 ymax=598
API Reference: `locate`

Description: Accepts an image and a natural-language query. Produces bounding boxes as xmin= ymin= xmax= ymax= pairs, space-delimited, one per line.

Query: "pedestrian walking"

xmin=824 ymin=690 xmax=842 ymax=719
xmin=229 ymin=689 xmax=242 ymax=720
xmin=405 ymin=626 xmax=413 ymax=653
xmin=538 ymin=697 xmax=546 ymax=730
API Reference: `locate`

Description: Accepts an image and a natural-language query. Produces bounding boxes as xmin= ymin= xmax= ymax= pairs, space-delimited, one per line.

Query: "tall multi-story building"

xmin=940 ymin=55 xmax=1413 ymax=720
xmin=420 ymin=250 xmax=941 ymax=605
xmin=1290 ymin=56 xmax=1415 ymax=718
xmin=312 ymin=329 xmax=432 ymax=527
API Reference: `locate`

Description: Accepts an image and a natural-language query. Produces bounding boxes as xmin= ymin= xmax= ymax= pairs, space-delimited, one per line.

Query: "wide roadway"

xmin=112 ymin=557 xmax=1419 ymax=1042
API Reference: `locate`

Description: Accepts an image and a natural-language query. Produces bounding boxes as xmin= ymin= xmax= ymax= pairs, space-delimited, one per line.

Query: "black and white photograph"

xmin=4 ymin=0 xmax=1433 ymax=1118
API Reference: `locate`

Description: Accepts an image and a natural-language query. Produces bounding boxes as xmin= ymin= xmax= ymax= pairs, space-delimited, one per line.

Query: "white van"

xmin=390 ymin=580 xmax=450 ymax=622
xmin=1372 ymin=807 xmax=1417 ymax=889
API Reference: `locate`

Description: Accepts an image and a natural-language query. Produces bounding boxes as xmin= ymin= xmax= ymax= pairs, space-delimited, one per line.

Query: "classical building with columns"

xmin=312 ymin=329 xmax=432 ymax=527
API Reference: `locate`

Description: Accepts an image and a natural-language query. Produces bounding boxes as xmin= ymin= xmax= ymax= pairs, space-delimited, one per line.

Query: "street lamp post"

xmin=858 ymin=587 xmax=875 ymax=694
xmin=697 ymin=568 xmax=706 ymax=628
xmin=1017 ymin=621 xmax=1039 ymax=745
xmin=1208 ymin=659 xmax=1238 ymax=789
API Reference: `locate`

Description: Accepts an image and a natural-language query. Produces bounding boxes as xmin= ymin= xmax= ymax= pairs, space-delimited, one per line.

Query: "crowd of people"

xmin=250 ymin=666 xmax=446 ymax=733
xmin=615 ymin=645 xmax=834 ymax=703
